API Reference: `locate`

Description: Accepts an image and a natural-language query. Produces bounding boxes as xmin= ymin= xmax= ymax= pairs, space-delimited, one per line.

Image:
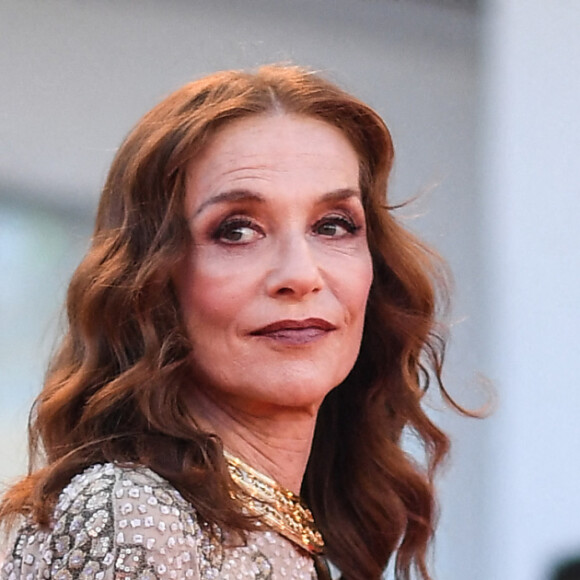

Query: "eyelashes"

xmin=211 ymin=217 xmax=263 ymax=244
xmin=210 ymin=212 xmax=362 ymax=245
xmin=313 ymin=214 xmax=361 ymax=237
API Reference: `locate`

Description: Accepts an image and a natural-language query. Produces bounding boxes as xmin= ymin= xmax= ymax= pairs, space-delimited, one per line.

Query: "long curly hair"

xmin=1 ymin=65 xmax=456 ymax=580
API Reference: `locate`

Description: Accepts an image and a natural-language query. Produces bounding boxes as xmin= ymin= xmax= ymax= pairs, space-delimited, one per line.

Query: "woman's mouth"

xmin=250 ymin=318 xmax=336 ymax=345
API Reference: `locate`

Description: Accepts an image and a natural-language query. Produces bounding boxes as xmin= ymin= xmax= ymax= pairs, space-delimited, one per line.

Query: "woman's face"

xmin=176 ymin=113 xmax=373 ymax=414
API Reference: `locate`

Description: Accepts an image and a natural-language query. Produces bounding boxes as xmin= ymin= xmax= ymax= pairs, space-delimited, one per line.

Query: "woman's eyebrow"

xmin=192 ymin=187 xmax=362 ymax=219
xmin=192 ymin=189 xmax=265 ymax=218
xmin=319 ymin=188 xmax=362 ymax=203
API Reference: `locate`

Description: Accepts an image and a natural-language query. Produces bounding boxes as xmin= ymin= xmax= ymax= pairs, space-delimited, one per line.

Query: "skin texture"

xmin=175 ymin=113 xmax=373 ymax=491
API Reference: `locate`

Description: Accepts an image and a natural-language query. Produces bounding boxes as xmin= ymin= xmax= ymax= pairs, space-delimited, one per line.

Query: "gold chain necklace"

xmin=224 ymin=450 xmax=325 ymax=555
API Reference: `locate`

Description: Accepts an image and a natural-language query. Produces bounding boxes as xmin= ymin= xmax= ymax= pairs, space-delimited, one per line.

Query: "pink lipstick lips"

xmin=250 ymin=318 xmax=336 ymax=345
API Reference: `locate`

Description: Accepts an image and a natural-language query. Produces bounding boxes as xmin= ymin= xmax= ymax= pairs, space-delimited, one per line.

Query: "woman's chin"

xmin=215 ymin=380 xmax=338 ymax=417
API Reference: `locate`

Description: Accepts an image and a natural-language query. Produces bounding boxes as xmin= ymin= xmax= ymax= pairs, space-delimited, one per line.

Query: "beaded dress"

xmin=1 ymin=462 xmax=330 ymax=580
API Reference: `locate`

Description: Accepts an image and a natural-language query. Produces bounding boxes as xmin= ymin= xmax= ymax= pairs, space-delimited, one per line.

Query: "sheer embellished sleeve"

xmin=2 ymin=462 xmax=322 ymax=579
xmin=1 ymin=463 xmax=201 ymax=579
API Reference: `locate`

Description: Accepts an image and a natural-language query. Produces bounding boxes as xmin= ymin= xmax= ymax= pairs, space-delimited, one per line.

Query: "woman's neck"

xmin=187 ymin=389 xmax=319 ymax=494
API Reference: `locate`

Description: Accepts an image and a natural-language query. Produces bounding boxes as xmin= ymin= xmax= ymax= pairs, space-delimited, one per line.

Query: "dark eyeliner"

xmin=335 ymin=215 xmax=360 ymax=233
xmin=316 ymin=214 xmax=361 ymax=235
xmin=211 ymin=216 xmax=256 ymax=241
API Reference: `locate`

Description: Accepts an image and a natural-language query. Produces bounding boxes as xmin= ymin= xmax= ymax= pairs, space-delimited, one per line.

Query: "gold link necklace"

xmin=224 ymin=450 xmax=325 ymax=555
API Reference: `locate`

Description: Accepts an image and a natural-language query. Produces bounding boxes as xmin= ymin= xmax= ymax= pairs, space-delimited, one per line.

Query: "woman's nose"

xmin=266 ymin=234 xmax=324 ymax=299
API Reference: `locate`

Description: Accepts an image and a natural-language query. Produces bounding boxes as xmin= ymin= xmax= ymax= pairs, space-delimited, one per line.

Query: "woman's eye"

xmin=213 ymin=218 xmax=263 ymax=244
xmin=314 ymin=216 xmax=359 ymax=238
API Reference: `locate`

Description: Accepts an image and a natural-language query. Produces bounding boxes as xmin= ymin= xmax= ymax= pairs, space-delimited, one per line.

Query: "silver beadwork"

xmin=2 ymin=463 xmax=317 ymax=580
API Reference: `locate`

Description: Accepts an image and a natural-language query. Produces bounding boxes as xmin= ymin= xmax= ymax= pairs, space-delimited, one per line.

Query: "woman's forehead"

xmin=183 ymin=114 xmax=361 ymax=212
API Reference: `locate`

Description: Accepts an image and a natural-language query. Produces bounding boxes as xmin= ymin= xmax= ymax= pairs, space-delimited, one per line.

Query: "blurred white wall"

xmin=480 ymin=1 xmax=580 ymax=579
xmin=2 ymin=1 xmax=578 ymax=579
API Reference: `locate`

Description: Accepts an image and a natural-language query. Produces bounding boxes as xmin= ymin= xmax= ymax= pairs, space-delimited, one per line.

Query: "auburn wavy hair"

xmin=1 ymin=65 xmax=456 ymax=580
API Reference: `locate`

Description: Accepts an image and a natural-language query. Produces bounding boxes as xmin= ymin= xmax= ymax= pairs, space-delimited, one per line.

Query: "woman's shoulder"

xmin=2 ymin=462 xmax=208 ymax=579
xmin=58 ymin=461 xmax=182 ymax=498
xmin=55 ymin=461 xmax=192 ymax=518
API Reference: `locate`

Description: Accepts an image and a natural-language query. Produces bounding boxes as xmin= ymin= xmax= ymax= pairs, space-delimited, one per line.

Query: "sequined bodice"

xmin=1 ymin=463 xmax=318 ymax=579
